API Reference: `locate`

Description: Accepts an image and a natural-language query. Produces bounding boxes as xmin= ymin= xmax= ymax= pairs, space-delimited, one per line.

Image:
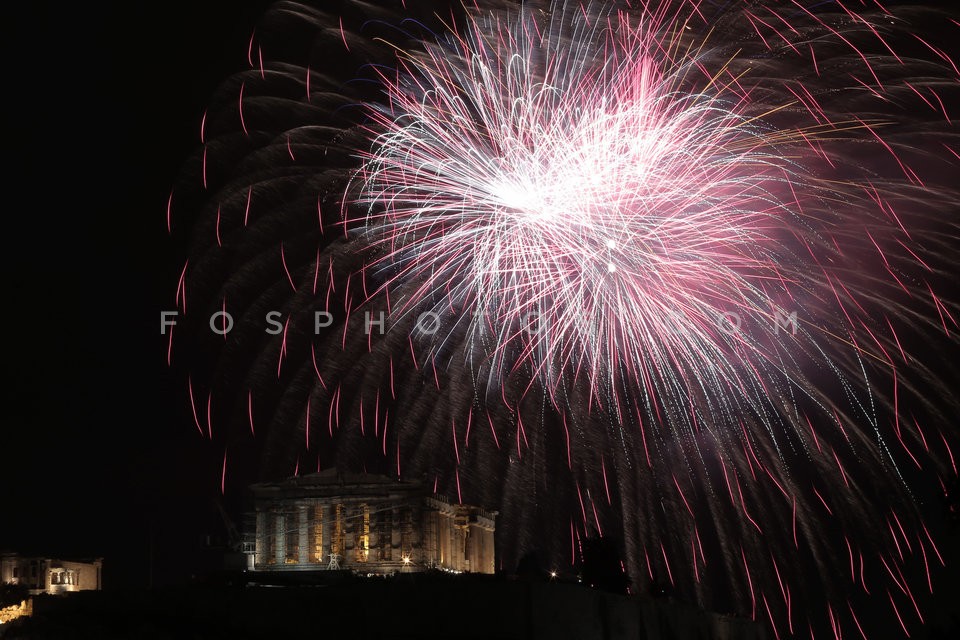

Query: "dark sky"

xmin=2 ymin=6 xmax=958 ymax=630
xmin=1 ymin=1 xmax=274 ymax=587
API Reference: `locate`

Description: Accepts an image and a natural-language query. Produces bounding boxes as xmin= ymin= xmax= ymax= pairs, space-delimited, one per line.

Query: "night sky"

xmin=2 ymin=4 xmax=959 ymax=637
xmin=2 ymin=1 xmax=274 ymax=588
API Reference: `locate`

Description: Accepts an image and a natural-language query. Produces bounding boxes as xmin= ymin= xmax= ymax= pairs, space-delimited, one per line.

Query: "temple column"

xmin=275 ymin=513 xmax=285 ymax=565
xmin=321 ymin=503 xmax=332 ymax=565
xmin=391 ymin=506 xmax=401 ymax=554
xmin=298 ymin=503 xmax=309 ymax=565
xmin=255 ymin=511 xmax=266 ymax=566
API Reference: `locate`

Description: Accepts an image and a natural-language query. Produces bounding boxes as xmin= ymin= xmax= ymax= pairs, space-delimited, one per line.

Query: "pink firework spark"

xmin=353 ymin=2 xmax=890 ymax=411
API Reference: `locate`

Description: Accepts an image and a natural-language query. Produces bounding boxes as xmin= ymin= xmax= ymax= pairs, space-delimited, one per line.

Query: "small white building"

xmin=0 ymin=553 xmax=102 ymax=595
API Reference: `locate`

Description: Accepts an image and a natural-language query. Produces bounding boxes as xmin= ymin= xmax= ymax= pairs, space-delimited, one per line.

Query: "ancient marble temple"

xmin=248 ymin=472 xmax=496 ymax=574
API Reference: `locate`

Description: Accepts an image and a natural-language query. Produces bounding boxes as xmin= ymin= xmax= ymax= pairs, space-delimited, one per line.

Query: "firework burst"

xmin=168 ymin=1 xmax=960 ymax=637
xmin=355 ymin=5 xmax=812 ymax=398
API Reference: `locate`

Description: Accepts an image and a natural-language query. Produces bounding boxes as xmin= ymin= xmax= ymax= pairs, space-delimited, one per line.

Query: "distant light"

xmin=402 ymin=556 xmax=411 ymax=564
xmin=550 ymin=571 xmax=558 ymax=579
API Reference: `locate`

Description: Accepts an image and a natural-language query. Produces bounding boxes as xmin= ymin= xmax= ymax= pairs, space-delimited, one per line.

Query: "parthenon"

xmin=247 ymin=472 xmax=496 ymax=574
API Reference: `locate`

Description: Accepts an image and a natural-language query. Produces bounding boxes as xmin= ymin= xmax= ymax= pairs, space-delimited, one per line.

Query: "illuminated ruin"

xmin=248 ymin=472 xmax=496 ymax=575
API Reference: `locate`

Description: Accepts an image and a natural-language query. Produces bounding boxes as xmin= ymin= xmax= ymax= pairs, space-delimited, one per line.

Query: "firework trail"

xmin=167 ymin=0 xmax=960 ymax=636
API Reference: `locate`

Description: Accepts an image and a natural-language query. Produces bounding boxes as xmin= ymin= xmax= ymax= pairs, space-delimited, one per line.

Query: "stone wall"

xmin=0 ymin=598 xmax=32 ymax=624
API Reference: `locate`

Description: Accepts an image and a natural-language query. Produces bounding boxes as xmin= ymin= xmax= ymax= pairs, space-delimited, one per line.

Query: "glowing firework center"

xmin=355 ymin=8 xmax=808 ymax=399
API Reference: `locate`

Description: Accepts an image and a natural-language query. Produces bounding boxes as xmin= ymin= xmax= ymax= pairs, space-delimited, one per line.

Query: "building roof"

xmin=249 ymin=471 xmax=497 ymax=521
xmin=250 ymin=471 xmax=427 ymax=501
